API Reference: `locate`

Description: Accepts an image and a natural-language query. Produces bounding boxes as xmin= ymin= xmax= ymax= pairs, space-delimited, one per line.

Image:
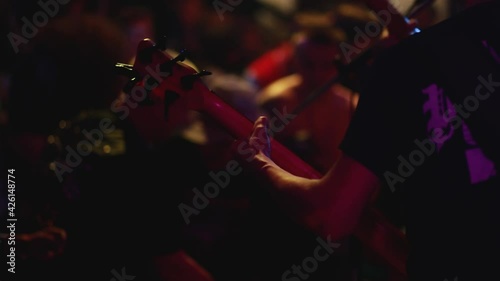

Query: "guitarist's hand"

xmin=232 ymin=116 xmax=273 ymax=174
xmin=248 ymin=116 xmax=272 ymax=158
xmin=234 ymin=115 xmax=271 ymax=157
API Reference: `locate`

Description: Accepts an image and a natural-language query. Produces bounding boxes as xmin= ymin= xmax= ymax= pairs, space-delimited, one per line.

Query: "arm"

xmin=244 ymin=116 xmax=380 ymax=240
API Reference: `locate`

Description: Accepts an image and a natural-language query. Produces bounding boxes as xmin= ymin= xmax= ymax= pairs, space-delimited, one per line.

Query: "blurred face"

xmin=294 ymin=39 xmax=340 ymax=86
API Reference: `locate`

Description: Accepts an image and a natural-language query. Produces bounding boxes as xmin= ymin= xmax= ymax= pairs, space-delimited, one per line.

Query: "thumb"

xmin=250 ymin=116 xmax=271 ymax=157
xmin=251 ymin=116 xmax=269 ymax=135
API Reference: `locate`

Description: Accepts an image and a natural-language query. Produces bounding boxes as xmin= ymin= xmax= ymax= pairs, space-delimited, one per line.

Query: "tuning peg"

xmin=123 ymin=77 xmax=139 ymax=94
xmin=121 ymin=75 xmax=156 ymax=105
xmin=115 ymin=62 xmax=144 ymax=96
xmin=164 ymin=90 xmax=180 ymax=119
xmin=181 ymin=70 xmax=212 ymax=90
xmin=114 ymin=63 xmax=137 ymax=78
xmin=172 ymin=48 xmax=187 ymax=62
xmin=160 ymin=48 xmax=188 ymax=73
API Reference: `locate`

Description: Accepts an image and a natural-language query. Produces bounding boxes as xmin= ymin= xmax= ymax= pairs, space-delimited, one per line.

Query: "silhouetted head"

xmin=8 ymin=14 xmax=128 ymax=134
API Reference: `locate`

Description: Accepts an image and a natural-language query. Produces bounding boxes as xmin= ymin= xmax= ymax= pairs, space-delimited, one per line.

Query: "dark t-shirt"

xmin=340 ymin=2 xmax=500 ymax=280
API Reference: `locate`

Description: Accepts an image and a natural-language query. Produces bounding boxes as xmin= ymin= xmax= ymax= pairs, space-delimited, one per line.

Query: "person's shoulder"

xmin=331 ymin=83 xmax=355 ymax=99
xmin=330 ymin=83 xmax=359 ymax=111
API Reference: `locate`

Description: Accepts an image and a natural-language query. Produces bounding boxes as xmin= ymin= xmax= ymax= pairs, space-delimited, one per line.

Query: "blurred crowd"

xmin=0 ymin=0 xmax=466 ymax=281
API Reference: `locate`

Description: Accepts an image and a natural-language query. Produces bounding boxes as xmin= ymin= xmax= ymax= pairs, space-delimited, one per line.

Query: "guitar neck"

xmin=122 ymin=38 xmax=408 ymax=276
xmin=193 ymin=82 xmax=408 ymax=276
xmin=196 ymin=84 xmax=321 ymax=179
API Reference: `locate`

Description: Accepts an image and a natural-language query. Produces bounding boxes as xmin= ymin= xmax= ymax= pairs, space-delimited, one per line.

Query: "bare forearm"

xmin=241 ymin=117 xmax=379 ymax=239
xmin=251 ymin=153 xmax=348 ymax=238
xmin=252 ymin=153 xmax=379 ymax=239
xmin=253 ymin=153 xmax=322 ymax=212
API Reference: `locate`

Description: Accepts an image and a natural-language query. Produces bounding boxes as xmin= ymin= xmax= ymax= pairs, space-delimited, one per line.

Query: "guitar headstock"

xmin=114 ymin=37 xmax=212 ymax=144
